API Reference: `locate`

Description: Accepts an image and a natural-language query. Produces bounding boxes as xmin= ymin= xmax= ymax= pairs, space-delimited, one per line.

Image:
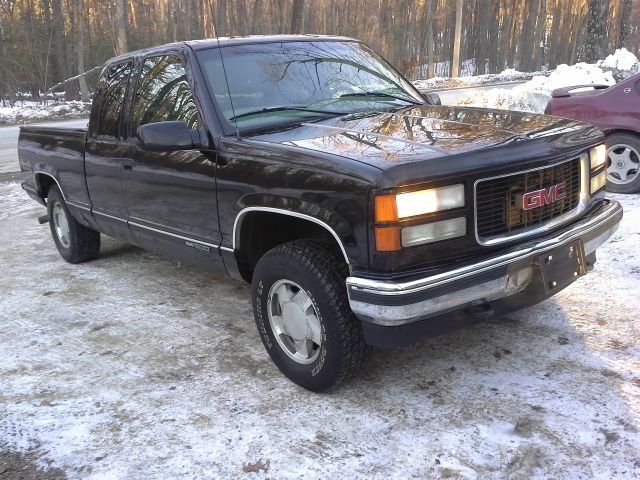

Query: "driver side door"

xmin=122 ymin=53 xmax=223 ymax=272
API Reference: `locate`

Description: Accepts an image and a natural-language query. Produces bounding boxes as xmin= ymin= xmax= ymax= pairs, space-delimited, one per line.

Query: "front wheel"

xmin=252 ymin=240 xmax=370 ymax=392
xmin=606 ymin=133 xmax=640 ymax=193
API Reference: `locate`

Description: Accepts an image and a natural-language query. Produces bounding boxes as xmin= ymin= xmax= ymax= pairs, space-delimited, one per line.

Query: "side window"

xmin=131 ymin=55 xmax=199 ymax=135
xmin=90 ymin=61 xmax=132 ymax=138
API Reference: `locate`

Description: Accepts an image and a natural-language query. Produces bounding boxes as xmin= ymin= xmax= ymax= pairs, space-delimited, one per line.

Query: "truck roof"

xmin=106 ymin=34 xmax=355 ymax=65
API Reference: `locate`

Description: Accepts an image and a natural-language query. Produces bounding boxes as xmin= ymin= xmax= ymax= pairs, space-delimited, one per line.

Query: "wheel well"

xmin=34 ymin=173 xmax=57 ymax=201
xmin=236 ymin=211 xmax=346 ymax=282
xmin=602 ymin=129 xmax=640 ymax=140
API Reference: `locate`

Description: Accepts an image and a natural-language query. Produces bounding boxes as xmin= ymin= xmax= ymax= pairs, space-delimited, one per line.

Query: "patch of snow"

xmin=0 ymin=101 xmax=91 ymax=125
xmin=598 ymin=48 xmax=640 ymax=80
xmin=413 ymin=69 xmax=545 ymax=92
xmin=455 ymin=62 xmax=617 ymax=113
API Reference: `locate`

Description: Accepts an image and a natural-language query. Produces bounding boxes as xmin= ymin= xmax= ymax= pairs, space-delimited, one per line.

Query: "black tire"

xmin=252 ymin=240 xmax=370 ymax=392
xmin=47 ymin=186 xmax=101 ymax=263
xmin=605 ymin=133 xmax=640 ymax=193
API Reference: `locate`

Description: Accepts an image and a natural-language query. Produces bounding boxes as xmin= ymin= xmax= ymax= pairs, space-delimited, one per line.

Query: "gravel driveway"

xmin=1 ymin=179 xmax=639 ymax=479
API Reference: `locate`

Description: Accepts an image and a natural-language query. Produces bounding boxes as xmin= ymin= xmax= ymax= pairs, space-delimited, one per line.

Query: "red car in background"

xmin=546 ymin=73 xmax=640 ymax=193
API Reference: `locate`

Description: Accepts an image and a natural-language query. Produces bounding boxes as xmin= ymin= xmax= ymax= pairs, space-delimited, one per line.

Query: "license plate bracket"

xmin=539 ymin=241 xmax=586 ymax=293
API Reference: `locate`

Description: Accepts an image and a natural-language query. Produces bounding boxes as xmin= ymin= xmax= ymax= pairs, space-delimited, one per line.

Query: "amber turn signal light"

xmin=375 ymin=226 xmax=401 ymax=252
xmin=375 ymin=195 xmax=398 ymax=223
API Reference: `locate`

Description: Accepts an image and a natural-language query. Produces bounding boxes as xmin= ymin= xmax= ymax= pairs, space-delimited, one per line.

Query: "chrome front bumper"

xmin=347 ymin=200 xmax=623 ymax=327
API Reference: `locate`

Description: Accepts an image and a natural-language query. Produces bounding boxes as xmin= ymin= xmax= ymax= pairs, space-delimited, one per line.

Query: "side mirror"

xmin=423 ymin=92 xmax=442 ymax=106
xmin=137 ymin=121 xmax=201 ymax=151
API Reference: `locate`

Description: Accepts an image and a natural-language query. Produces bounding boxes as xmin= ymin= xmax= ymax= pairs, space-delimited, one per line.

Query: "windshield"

xmin=196 ymin=40 xmax=425 ymax=131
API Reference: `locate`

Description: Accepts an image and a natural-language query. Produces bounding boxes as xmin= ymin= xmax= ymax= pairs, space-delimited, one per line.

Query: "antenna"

xmin=211 ymin=13 xmax=240 ymax=140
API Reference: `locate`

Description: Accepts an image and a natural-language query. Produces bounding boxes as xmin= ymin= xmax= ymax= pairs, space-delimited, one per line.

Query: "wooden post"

xmin=451 ymin=0 xmax=463 ymax=77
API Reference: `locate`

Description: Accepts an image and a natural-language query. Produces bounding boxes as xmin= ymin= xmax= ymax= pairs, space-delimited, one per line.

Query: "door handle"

xmin=123 ymin=160 xmax=133 ymax=171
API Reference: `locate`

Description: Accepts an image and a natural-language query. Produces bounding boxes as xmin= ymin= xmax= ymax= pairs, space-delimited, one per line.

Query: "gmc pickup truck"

xmin=19 ymin=35 xmax=623 ymax=391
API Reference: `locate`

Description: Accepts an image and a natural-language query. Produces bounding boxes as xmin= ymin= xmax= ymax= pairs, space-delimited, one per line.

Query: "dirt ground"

xmin=1 ymin=179 xmax=639 ymax=479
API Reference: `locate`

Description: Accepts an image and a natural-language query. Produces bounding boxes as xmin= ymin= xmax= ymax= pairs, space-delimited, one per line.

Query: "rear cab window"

xmin=89 ymin=61 xmax=133 ymax=139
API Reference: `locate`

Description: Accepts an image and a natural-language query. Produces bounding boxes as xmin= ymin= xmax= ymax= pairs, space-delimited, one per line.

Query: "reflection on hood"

xmin=251 ymin=105 xmax=597 ymax=166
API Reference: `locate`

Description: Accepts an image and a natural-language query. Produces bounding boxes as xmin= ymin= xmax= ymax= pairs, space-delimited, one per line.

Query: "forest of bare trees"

xmin=1 ymin=0 xmax=639 ymax=104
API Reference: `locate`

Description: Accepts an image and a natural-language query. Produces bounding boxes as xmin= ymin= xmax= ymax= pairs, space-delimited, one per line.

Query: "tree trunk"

xmin=531 ymin=0 xmax=547 ymax=71
xmin=290 ymin=0 xmax=304 ymax=33
xmin=75 ymin=0 xmax=90 ymax=101
xmin=584 ymin=0 xmax=610 ymax=62
xmin=51 ymin=0 xmax=73 ymax=99
xmin=114 ymin=0 xmax=128 ymax=55
xmin=0 ymin=14 xmax=16 ymax=105
xmin=619 ymin=0 xmax=633 ymax=47
xmin=426 ymin=0 xmax=436 ymax=78
xmin=474 ymin=0 xmax=488 ymax=74
xmin=451 ymin=0 xmax=463 ymax=77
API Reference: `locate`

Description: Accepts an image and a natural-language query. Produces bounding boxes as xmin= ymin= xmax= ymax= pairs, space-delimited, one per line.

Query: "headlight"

xmin=374 ymin=184 xmax=467 ymax=251
xmin=396 ymin=184 xmax=465 ymax=218
xmin=401 ymin=217 xmax=466 ymax=247
xmin=590 ymin=169 xmax=607 ymax=193
xmin=590 ymin=144 xmax=607 ymax=170
xmin=376 ymin=184 xmax=465 ymax=222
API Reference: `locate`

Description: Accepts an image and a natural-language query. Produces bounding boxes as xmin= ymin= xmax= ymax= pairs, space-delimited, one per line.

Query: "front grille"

xmin=475 ymin=158 xmax=582 ymax=241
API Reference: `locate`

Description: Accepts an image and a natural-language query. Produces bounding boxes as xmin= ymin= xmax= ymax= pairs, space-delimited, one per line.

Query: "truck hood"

xmin=250 ymin=105 xmax=602 ymax=184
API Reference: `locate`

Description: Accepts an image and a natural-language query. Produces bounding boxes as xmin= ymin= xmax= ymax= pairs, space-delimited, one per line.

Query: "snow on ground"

xmin=0 ymin=179 xmax=639 ymax=479
xmin=0 ymin=101 xmax=91 ymax=126
xmin=413 ymin=69 xmax=546 ymax=92
xmin=453 ymin=48 xmax=639 ymax=113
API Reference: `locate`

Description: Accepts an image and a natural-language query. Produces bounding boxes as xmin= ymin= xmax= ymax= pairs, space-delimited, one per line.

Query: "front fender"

xmin=231 ymin=194 xmax=357 ymax=264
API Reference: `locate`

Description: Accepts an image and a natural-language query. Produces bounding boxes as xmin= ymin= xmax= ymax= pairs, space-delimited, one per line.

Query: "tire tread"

xmin=253 ymin=240 xmax=370 ymax=391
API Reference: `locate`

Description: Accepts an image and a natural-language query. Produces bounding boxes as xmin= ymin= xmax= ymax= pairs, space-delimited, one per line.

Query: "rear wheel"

xmin=605 ymin=133 xmax=640 ymax=193
xmin=47 ymin=186 xmax=101 ymax=263
xmin=252 ymin=240 xmax=370 ymax=392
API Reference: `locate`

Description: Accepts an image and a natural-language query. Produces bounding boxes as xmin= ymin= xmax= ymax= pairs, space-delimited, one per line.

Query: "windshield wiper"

xmin=339 ymin=91 xmax=422 ymax=105
xmin=229 ymin=106 xmax=347 ymax=121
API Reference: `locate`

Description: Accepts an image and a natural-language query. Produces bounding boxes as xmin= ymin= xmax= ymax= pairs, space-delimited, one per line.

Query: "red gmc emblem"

xmin=521 ymin=182 xmax=567 ymax=210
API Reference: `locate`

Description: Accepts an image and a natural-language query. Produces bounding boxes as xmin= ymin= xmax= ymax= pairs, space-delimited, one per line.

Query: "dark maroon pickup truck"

xmin=19 ymin=35 xmax=622 ymax=391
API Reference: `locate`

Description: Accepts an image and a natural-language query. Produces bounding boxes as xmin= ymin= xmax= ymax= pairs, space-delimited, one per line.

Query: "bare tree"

xmin=0 ymin=12 xmax=15 ymax=105
xmin=618 ymin=0 xmax=633 ymax=47
xmin=290 ymin=0 xmax=304 ymax=34
xmin=75 ymin=0 xmax=90 ymax=101
xmin=584 ymin=0 xmax=610 ymax=62
xmin=451 ymin=0 xmax=464 ymax=76
xmin=114 ymin=0 xmax=128 ymax=55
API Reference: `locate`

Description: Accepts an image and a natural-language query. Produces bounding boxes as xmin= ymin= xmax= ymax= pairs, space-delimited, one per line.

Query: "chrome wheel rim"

xmin=267 ymin=279 xmax=322 ymax=365
xmin=607 ymin=143 xmax=640 ymax=185
xmin=52 ymin=202 xmax=71 ymax=248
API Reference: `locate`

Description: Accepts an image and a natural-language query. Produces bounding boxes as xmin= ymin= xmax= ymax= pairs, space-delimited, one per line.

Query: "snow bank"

xmin=452 ymin=48 xmax=639 ymax=113
xmin=413 ymin=69 xmax=544 ymax=92
xmin=598 ymin=48 xmax=640 ymax=80
xmin=0 ymin=101 xmax=91 ymax=125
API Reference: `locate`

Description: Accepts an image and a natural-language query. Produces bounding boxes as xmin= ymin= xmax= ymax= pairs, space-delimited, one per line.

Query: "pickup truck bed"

xmin=20 ymin=126 xmax=90 ymax=209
